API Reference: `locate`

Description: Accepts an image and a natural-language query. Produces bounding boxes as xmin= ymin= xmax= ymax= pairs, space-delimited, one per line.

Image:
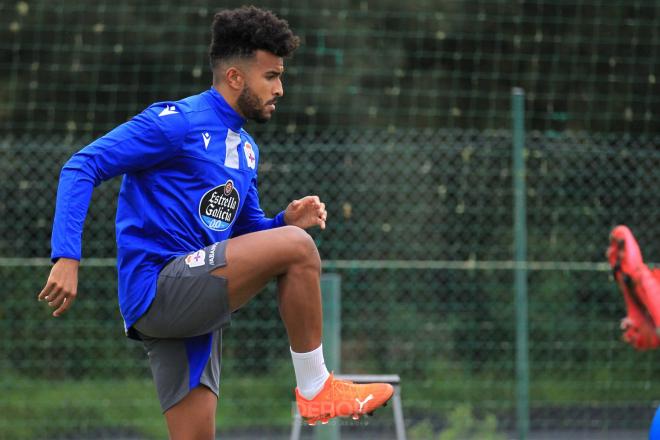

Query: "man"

xmin=37 ymin=6 xmax=392 ymax=439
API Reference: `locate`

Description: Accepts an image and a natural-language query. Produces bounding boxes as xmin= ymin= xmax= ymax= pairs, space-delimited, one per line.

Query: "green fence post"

xmin=512 ymin=87 xmax=529 ymax=440
xmin=315 ymin=273 xmax=342 ymax=440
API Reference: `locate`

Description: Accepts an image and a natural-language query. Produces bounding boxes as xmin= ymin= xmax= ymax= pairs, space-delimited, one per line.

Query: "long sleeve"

xmin=50 ymin=105 xmax=188 ymax=261
xmin=230 ymin=175 xmax=286 ymax=238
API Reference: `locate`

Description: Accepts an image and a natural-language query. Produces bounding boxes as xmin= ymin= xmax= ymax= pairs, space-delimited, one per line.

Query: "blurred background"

xmin=1 ymin=0 xmax=659 ymax=439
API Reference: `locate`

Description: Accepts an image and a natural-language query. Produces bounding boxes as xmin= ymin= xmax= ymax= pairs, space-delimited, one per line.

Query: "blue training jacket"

xmin=50 ymin=88 xmax=286 ymax=334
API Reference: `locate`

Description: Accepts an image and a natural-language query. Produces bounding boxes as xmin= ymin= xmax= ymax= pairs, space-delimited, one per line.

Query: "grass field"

xmin=3 ymin=365 xmax=660 ymax=439
xmin=0 ymin=374 xmax=291 ymax=439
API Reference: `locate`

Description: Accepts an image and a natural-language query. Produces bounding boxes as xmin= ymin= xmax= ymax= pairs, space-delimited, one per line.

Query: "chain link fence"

xmin=2 ymin=1 xmax=660 ymax=439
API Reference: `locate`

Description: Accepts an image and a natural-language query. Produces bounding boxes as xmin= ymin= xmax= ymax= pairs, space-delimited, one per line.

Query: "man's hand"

xmin=38 ymin=258 xmax=80 ymax=317
xmin=284 ymin=195 xmax=327 ymax=230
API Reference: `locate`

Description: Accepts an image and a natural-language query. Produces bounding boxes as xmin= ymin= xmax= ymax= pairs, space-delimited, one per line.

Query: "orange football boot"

xmin=295 ymin=373 xmax=394 ymax=425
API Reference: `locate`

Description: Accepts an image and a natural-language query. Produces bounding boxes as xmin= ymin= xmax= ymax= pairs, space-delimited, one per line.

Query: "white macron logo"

xmin=202 ymin=132 xmax=211 ymax=149
xmin=158 ymin=105 xmax=178 ymax=116
xmin=355 ymin=394 xmax=373 ymax=413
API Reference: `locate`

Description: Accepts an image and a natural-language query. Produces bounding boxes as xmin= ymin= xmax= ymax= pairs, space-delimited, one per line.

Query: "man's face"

xmin=236 ymin=50 xmax=284 ymax=123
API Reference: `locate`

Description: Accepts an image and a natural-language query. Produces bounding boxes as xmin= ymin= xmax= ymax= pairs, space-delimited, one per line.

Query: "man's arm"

xmin=231 ymin=171 xmax=328 ymax=237
xmin=39 ymin=104 xmax=188 ymax=317
xmin=230 ymin=176 xmax=287 ymax=237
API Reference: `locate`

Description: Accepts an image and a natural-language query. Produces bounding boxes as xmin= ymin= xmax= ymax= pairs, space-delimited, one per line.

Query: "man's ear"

xmin=225 ymin=66 xmax=244 ymax=91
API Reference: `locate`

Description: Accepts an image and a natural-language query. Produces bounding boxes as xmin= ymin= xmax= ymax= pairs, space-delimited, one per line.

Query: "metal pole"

xmin=512 ymin=87 xmax=529 ymax=440
xmin=315 ymin=273 xmax=342 ymax=440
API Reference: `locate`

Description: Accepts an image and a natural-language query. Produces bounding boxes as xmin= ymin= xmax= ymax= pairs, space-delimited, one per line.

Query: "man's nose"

xmin=274 ymin=78 xmax=283 ymax=97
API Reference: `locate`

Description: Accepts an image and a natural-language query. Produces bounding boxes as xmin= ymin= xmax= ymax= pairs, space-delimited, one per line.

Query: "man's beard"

xmin=237 ymin=86 xmax=272 ymax=124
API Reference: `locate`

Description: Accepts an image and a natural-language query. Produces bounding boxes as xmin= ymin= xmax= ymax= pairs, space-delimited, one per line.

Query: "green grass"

xmin=3 ymin=363 xmax=660 ymax=439
xmin=0 ymin=372 xmax=293 ymax=439
xmin=1 ymin=377 xmax=164 ymax=439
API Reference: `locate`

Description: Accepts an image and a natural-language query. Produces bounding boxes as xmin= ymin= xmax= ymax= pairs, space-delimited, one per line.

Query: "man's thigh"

xmin=165 ymin=386 xmax=217 ymax=440
xmin=213 ymin=225 xmax=320 ymax=310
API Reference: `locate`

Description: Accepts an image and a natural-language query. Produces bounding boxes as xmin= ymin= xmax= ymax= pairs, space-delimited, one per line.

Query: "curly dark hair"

xmin=208 ymin=6 xmax=300 ymax=68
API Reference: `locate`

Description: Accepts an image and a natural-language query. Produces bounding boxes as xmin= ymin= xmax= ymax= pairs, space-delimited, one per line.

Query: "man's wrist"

xmin=275 ymin=210 xmax=288 ymax=227
xmin=52 ymin=256 xmax=81 ymax=265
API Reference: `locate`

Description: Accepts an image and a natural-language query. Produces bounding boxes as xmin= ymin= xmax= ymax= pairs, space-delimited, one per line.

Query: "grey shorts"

xmin=133 ymin=240 xmax=231 ymax=412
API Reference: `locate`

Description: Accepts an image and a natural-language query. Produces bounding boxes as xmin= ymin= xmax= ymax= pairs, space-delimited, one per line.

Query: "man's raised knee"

xmin=280 ymin=225 xmax=320 ymax=269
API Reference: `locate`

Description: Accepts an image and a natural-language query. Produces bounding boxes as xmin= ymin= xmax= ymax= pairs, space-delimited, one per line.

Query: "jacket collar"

xmin=205 ymin=87 xmax=246 ymax=132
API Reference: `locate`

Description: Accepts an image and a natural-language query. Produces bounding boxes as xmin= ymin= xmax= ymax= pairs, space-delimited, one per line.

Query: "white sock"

xmin=290 ymin=344 xmax=331 ymax=400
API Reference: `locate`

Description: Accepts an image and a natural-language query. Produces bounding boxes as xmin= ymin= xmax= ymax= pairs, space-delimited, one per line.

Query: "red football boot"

xmin=608 ymin=225 xmax=660 ymax=350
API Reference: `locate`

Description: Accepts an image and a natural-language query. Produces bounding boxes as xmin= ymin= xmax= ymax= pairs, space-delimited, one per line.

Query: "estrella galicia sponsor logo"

xmin=199 ymin=180 xmax=240 ymax=231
